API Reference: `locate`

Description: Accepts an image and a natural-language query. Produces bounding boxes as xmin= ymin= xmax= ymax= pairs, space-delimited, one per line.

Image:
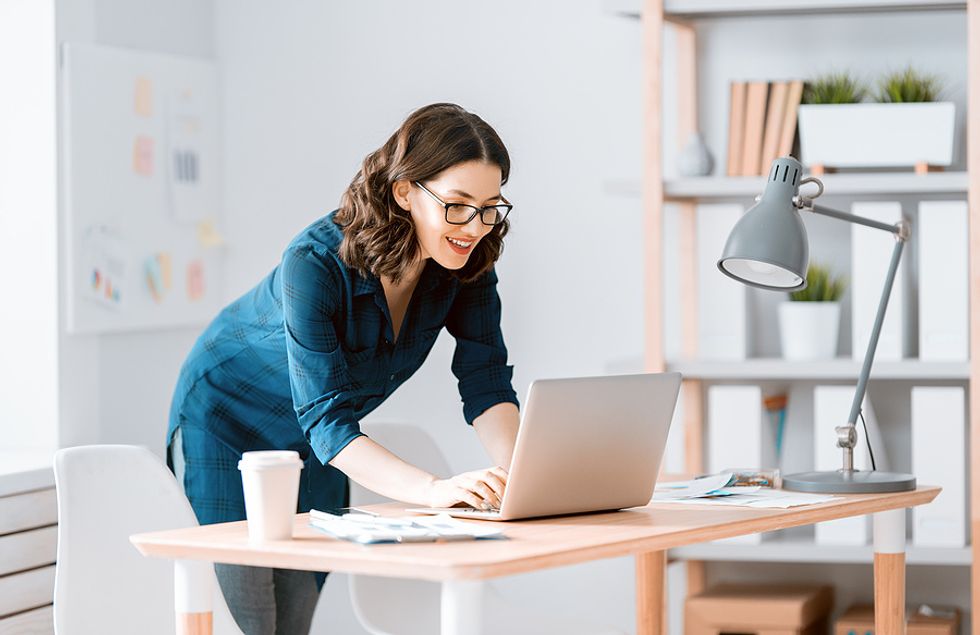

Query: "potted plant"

xmin=779 ymin=264 xmax=847 ymax=361
xmin=797 ymin=66 xmax=955 ymax=170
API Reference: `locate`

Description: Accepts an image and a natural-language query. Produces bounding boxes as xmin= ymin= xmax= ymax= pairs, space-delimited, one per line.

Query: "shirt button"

xmin=389 ymin=374 xmax=395 ymax=381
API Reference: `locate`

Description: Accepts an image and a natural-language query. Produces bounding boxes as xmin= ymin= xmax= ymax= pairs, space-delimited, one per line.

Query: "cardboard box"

xmin=686 ymin=584 xmax=833 ymax=634
xmin=835 ymin=604 xmax=960 ymax=635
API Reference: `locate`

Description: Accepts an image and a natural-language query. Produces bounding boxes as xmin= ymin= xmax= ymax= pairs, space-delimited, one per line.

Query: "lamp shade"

xmin=717 ymin=156 xmax=809 ymax=291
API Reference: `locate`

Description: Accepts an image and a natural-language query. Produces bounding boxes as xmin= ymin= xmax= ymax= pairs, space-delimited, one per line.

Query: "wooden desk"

xmin=131 ymin=486 xmax=939 ymax=635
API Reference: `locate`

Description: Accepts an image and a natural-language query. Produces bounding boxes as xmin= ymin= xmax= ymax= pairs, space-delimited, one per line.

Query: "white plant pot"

xmin=798 ymin=102 xmax=955 ymax=169
xmin=779 ymin=301 xmax=841 ymax=361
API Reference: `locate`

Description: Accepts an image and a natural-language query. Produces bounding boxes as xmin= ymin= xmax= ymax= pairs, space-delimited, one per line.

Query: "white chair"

xmin=53 ymin=445 xmax=242 ymax=635
xmin=349 ymin=423 xmax=625 ymax=635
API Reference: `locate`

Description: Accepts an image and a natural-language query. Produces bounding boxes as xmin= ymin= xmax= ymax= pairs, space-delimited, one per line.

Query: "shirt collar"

xmin=352 ymin=260 xmax=445 ymax=297
xmin=352 ymin=273 xmax=378 ymax=297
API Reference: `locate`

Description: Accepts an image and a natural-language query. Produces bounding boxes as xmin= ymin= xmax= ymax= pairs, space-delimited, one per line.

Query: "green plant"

xmin=876 ymin=66 xmax=943 ymax=103
xmin=790 ymin=264 xmax=847 ymax=302
xmin=802 ymin=71 xmax=867 ymax=104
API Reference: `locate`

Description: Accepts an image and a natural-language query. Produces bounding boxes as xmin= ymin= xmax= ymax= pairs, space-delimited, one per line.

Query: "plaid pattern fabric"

xmin=168 ymin=211 xmax=519 ymax=528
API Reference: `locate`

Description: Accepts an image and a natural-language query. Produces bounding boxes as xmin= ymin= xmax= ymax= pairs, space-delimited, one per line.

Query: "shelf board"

xmin=604 ymin=172 xmax=969 ymax=201
xmin=605 ymin=0 xmax=966 ymax=19
xmin=666 ymin=358 xmax=970 ymax=380
xmin=0 ymin=448 xmax=55 ymax=498
xmin=671 ymin=539 xmax=972 ymax=566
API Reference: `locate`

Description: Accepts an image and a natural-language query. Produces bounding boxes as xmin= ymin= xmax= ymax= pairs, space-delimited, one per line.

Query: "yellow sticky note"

xmin=135 ymin=77 xmax=153 ymax=117
xmin=158 ymin=252 xmax=173 ymax=290
xmin=196 ymin=219 xmax=225 ymax=248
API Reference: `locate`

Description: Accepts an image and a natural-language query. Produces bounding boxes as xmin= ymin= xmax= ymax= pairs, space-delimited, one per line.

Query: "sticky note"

xmin=158 ymin=253 xmax=173 ymax=290
xmin=196 ymin=219 xmax=225 ymax=248
xmin=133 ymin=136 xmax=154 ymax=176
xmin=135 ymin=77 xmax=153 ymax=117
xmin=187 ymin=260 xmax=205 ymax=301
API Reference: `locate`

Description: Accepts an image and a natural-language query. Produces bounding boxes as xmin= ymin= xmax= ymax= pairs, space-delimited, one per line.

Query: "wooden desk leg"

xmin=174 ymin=559 xmax=213 ymax=635
xmin=873 ymin=509 xmax=906 ymax=635
xmin=637 ymin=550 xmax=666 ymax=635
xmin=441 ymin=580 xmax=483 ymax=635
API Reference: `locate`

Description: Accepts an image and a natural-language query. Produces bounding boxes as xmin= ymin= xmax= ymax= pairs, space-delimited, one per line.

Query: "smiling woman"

xmin=166 ymin=103 xmax=521 ymax=634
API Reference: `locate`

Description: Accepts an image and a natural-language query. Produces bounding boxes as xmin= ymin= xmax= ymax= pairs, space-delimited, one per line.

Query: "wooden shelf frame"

xmin=671 ymin=541 xmax=972 ymax=566
xmin=636 ymin=0 xmax=980 ymax=632
xmin=608 ymin=0 xmax=966 ymax=19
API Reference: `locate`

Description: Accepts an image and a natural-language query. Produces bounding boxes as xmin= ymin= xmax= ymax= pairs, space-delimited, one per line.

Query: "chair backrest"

xmin=53 ymin=445 xmax=241 ymax=634
xmin=348 ymin=423 xmax=450 ymax=635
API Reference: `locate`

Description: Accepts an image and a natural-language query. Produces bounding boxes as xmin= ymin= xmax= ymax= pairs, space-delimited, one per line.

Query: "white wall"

xmin=1 ymin=0 xmax=59 ymax=450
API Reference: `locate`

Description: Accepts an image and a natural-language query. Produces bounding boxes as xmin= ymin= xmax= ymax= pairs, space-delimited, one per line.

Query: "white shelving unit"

xmin=606 ymin=0 xmax=966 ymax=19
xmin=614 ymin=0 xmax=980 ymax=631
xmin=605 ymin=171 xmax=970 ymax=200
xmin=667 ymin=359 xmax=971 ymax=381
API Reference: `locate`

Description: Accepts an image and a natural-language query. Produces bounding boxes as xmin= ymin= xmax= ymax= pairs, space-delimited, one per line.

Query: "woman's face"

xmin=398 ymin=160 xmax=502 ymax=271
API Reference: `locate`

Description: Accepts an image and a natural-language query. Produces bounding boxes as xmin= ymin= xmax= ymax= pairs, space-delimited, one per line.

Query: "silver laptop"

xmin=409 ymin=372 xmax=681 ymax=521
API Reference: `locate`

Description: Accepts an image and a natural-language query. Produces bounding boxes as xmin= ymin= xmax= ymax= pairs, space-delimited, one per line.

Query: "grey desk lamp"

xmin=717 ymin=155 xmax=916 ymax=494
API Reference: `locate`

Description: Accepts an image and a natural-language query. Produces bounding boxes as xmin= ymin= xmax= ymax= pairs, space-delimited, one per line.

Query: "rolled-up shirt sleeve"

xmin=445 ymin=267 xmax=520 ymax=425
xmin=281 ymin=246 xmax=365 ymax=464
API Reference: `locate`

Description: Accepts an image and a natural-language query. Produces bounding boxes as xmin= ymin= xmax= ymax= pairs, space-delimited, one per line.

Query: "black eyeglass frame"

xmin=413 ymin=181 xmax=513 ymax=226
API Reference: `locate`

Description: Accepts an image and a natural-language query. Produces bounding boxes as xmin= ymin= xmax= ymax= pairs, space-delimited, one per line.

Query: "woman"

xmin=167 ymin=103 xmax=521 ymax=634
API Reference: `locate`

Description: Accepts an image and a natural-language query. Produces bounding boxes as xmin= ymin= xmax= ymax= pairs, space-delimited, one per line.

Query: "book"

xmin=697 ymin=204 xmax=747 ymax=359
xmin=759 ymin=81 xmax=789 ymax=175
xmin=740 ymin=80 xmax=769 ymax=176
xmin=918 ymin=200 xmax=969 ymax=360
xmin=851 ymin=202 xmax=907 ymax=361
xmin=813 ymin=386 xmax=874 ymax=545
xmin=727 ymin=81 xmax=747 ymax=176
xmin=777 ymin=80 xmax=805 ymax=159
xmin=911 ymin=387 xmax=966 ymax=547
xmin=707 ymin=385 xmax=763 ymax=544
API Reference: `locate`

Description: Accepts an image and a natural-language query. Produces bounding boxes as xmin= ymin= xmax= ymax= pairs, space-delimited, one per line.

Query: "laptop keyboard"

xmin=455 ymin=506 xmax=501 ymax=517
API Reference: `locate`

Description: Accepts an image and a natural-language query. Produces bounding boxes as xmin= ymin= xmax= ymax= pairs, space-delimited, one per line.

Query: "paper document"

xmin=653 ymin=473 xmax=839 ymax=508
xmin=654 ymin=473 xmax=736 ymax=500
xmin=309 ymin=509 xmax=506 ymax=545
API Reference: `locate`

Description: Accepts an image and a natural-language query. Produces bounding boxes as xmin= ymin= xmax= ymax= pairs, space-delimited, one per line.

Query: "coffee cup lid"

xmin=238 ymin=450 xmax=303 ymax=470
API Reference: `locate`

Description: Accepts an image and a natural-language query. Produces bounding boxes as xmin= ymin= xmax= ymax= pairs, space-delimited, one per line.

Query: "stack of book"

xmin=727 ymin=79 xmax=805 ymax=177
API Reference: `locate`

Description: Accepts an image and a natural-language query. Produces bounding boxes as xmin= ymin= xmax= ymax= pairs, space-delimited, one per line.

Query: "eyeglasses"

xmin=413 ymin=181 xmax=513 ymax=226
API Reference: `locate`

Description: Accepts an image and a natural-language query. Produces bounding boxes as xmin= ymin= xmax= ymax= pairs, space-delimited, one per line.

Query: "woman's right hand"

xmin=427 ymin=466 xmax=508 ymax=510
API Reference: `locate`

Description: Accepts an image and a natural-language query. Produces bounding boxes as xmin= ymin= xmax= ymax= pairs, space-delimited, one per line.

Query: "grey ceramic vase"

xmin=678 ymin=131 xmax=715 ymax=177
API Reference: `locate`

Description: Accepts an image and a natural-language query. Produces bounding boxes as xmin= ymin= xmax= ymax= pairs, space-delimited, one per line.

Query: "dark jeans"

xmin=214 ymin=563 xmax=320 ymax=635
xmin=173 ymin=426 xmax=323 ymax=634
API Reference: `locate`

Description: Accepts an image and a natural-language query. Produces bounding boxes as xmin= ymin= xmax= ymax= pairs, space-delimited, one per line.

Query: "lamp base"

xmin=782 ymin=470 xmax=916 ymax=494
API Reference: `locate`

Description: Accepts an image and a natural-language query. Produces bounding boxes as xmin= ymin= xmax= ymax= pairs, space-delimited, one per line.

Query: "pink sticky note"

xmin=133 ymin=136 xmax=154 ymax=176
xmin=187 ymin=260 xmax=205 ymax=301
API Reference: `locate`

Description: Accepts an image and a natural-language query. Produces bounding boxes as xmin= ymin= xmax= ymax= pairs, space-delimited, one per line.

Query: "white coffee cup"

xmin=238 ymin=450 xmax=304 ymax=543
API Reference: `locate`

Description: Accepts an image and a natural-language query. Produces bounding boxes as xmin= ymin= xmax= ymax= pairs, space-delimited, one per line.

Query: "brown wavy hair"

xmin=334 ymin=103 xmax=511 ymax=284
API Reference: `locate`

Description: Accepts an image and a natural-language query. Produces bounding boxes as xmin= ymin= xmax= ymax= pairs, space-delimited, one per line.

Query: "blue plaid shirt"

xmin=168 ymin=211 xmax=519 ymax=530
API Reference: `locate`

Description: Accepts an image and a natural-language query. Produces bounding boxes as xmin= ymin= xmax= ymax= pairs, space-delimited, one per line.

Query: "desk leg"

xmin=174 ymin=559 xmax=213 ymax=635
xmin=873 ymin=509 xmax=906 ymax=635
xmin=636 ymin=550 xmax=666 ymax=635
xmin=441 ymin=580 xmax=483 ymax=635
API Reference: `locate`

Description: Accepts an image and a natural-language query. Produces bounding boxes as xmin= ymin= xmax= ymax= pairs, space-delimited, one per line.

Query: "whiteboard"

xmin=62 ymin=43 xmax=223 ymax=333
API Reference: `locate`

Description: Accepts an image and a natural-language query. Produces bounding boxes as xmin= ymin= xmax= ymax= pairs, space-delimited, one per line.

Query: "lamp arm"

xmin=802 ymin=200 xmax=911 ymax=471
xmin=806 ymin=203 xmax=907 ymax=237
xmin=837 ymin=232 xmax=908 ymax=470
